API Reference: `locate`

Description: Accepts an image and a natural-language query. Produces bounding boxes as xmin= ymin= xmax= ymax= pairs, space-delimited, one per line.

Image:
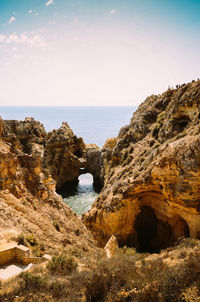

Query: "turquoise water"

xmin=0 ymin=106 xmax=136 ymax=215
xmin=64 ymin=174 xmax=99 ymax=216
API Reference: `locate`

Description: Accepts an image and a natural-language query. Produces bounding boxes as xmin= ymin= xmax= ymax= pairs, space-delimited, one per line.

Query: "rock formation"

xmin=44 ymin=124 xmax=104 ymax=194
xmin=3 ymin=117 xmax=47 ymax=156
xmin=3 ymin=118 xmax=104 ymax=196
xmin=44 ymin=122 xmax=85 ymax=194
xmin=83 ymin=80 xmax=200 ymax=252
xmin=83 ymin=144 xmax=104 ymax=190
xmin=0 ymin=116 xmax=97 ymax=253
xmin=104 ymin=235 xmax=119 ymax=258
xmin=0 ymin=116 xmax=4 ymax=138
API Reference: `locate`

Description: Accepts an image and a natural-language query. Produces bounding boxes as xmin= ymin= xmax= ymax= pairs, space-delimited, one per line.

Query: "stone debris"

xmin=104 ymin=235 xmax=119 ymax=258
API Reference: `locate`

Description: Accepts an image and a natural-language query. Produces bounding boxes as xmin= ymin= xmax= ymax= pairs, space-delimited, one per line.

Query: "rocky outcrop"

xmin=2 ymin=117 xmax=104 ymax=195
xmin=3 ymin=117 xmax=47 ymax=156
xmin=104 ymin=235 xmax=119 ymax=258
xmin=0 ymin=119 xmax=97 ymax=253
xmin=83 ymin=144 xmax=104 ymax=190
xmin=44 ymin=125 xmax=105 ymax=194
xmin=83 ymin=80 xmax=200 ymax=252
xmin=44 ymin=122 xmax=85 ymax=194
xmin=0 ymin=116 xmax=4 ymax=138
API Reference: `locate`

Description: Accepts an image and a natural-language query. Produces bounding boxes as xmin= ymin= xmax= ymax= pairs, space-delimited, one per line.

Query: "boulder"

xmin=104 ymin=235 xmax=119 ymax=258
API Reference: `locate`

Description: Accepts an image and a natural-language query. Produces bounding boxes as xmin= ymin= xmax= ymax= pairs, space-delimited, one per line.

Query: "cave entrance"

xmin=134 ymin=206 xmax=190 ymax=253
xmin=135 ymin=206 xmax=159 ymax=253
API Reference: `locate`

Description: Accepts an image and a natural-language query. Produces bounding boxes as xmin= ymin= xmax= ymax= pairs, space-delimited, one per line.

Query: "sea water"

xmin=0 ymin=106 xmax=136 ymax=215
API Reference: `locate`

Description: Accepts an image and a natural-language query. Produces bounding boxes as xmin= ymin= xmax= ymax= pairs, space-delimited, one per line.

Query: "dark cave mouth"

xmin=133 ymin=206 xmax=190 ymax=253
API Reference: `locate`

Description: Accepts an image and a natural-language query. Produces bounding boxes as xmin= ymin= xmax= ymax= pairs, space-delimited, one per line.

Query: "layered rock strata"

xmin=83 ymin=80 xmax=200 ymax=252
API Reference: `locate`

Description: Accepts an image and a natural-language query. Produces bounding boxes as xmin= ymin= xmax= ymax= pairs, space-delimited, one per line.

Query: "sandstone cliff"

xmin=3 ymin=117 xmax=47 ymax=156
xmin=44 ymin=122 xmax=85 ymax=194
xmin=83 ymin=80 xmax=200 ymax=252
xmin=0 ymin=117 xmax=97 ymax=254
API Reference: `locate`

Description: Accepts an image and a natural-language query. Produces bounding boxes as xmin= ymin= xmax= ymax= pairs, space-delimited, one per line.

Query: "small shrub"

xmin=32 ymin=246 xmax=43 ymax=257
xmin=19 ymin=272 xmax=48 ymax=291
xmin=26 ymin=234 xmax=38 ymax=246
xmin=47 ymin=253 xmax=78 ymax=275
xmin=122 ymin=246 xmax=137 ymax=257
xmin=182 ymin=285 xmax=200 ymax=302
xmin=68 ymin=246 xmax=83 ymax=258
xmin=16 ymin=233 xmax=26 ymax=246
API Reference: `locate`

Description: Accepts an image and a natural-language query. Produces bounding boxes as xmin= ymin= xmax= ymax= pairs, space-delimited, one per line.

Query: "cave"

xmin=134 ymin=206 xmax=190 ymax=253
xmin=135 ymin=206 xmax=160 ymax=253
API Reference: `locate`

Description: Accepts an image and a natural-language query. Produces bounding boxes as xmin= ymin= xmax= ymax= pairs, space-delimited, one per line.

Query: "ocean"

xmin=0 ymin=106 xmax=136 ymax=215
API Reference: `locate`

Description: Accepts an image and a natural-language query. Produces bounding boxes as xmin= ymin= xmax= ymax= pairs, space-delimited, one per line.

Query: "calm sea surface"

xmin=0 ymin=106 xmax=136 ymax=215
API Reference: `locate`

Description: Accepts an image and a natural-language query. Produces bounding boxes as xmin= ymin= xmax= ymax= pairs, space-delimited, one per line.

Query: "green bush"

xmin=47 ymin=253 xmax=78 ymax=275
xmin=19 ymin=272 xmax=48 ymax=291
xmin=122 ymin=246 xmax=136 ymax=257
xmin=26 ymin=234 xmax=38 ymax=246
xmin=16 ymin=233 xmax=26 ymax=245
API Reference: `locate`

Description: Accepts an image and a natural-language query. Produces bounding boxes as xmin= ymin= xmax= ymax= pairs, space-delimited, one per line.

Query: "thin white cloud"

xmin=45 ymin=0 xmax=54 ymax=6
xmin=74 ymin=18 xmax=78 ymax=24
xmin=28 ymin=9 xmax=33 ymax=14
xmin=48 ymin=20 xmax=56 ymax=25
xmin=8 ymin=16 xmax=16 ymax=24
xmin=110 ymin=9 xmax=117 ymax=14
xmin=2 ymin=32 xmax=46 ymax=48
xmin=0 ymin=34 xmax=6 ymax=43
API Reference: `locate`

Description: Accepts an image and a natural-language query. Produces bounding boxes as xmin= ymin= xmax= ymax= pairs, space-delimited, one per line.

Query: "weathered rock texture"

xmin=83 ymin=80 xmax=200 ymax=252
xmin=104 ymin=235 xmax=119 ymax=258
xmin=0 ymin=118 xmax=97 ymax=253
xmin=3 ymin=117 xmax=47 ymax=156
xmin=44 ymin=124 xmax=104 ymax=193
xmin=83 ymin=144 xmax=104 ymax=190
xmin=44 ymin=122 xmax=85 ymax=193
xmin=0 ymin=117 xmax=4 ymax=138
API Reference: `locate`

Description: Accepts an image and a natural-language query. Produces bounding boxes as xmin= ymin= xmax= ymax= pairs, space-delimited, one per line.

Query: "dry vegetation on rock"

xmin=1 ymin=238 xmax=200 ymax=302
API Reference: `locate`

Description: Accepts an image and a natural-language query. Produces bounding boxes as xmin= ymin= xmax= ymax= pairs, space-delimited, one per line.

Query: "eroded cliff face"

xmin=0 ymin=117 xmax=4 ymax=138
xmin=44 ymin=122 xmax=85 ymax=193
xmin=3 ymin=117 xmax=47 ymax=156
xmin=0 ymin=117 xmax=97 ymax=253
xmin=83 ymin=80 xmax=200 ymax=252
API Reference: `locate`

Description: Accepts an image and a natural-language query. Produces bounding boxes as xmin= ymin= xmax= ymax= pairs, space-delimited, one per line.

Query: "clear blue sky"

xmin=0 ymin=0 xmax=200 ymax=106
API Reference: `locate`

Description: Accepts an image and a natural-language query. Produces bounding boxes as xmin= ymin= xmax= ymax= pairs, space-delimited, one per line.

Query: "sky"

xmin=0 ymin=0 xmax=200 ymax=106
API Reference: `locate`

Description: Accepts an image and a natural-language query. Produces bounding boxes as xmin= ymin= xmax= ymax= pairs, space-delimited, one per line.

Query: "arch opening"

xmin=63 ymin=173 xmax=99 ymax=215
